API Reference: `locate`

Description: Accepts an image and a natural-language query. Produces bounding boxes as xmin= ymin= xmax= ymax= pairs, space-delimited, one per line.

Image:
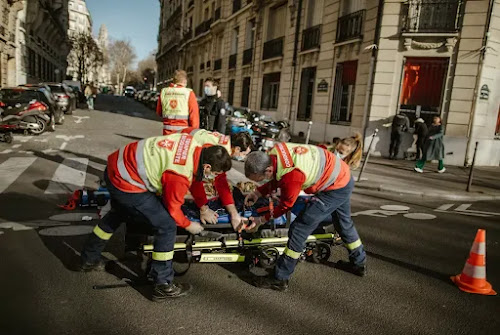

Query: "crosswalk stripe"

xmin=45 ymin=158 xmax=89 ymax=194
xmin=0 ymin=157 xmax=37 ymax=194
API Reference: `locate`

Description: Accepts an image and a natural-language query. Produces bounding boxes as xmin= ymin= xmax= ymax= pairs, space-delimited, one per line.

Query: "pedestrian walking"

xmin=389 ymin=112 xmax=410 ymax=160
xmin=199 ymin=78 xmax=228 ymax=133
xmin=414 ymin=116 xmax=446 ymax=173
xmin=84 ymin=83 xmax=94 ymax=110
xmin=244 ymin=144 xmax=366 ymax=291
xmin=413 ymin=118 xmax=428 ymax=161
xmin=156 ymin=70 xmax=199 ymax=135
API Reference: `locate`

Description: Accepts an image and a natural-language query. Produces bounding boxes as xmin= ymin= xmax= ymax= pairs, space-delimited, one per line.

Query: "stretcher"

xmin=126 ymin=189 xmax=341 ymax=275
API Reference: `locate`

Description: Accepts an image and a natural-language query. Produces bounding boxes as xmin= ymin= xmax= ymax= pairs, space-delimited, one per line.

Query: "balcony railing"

xmin=181 ymin=28 xmax=192 ymax=44
xmin=402 ymin=0 xmax=462 ymax=33
xmin=206 ymin=60 xmax=211 ymax=69
xmin=302 ymin=24 xmax=322 ymax=51
xmin=200 ymin=62 xmax=205 ymax=71
xmin=187 ymin=66 xmax=194 ymax=73
xmin=229 ymin=53 xmax=237 ymax=69
xmin=336 ymin=10 xmax=365 ymax=43
xmin=215 ymin=7 xmax=221 ymax=21
xmin=263 ymin=37 xmax=284 ymax=60
xmin=243 ymin=48 xmax=253 ymax=65
xmin=195 ymin=18 xmax=213 ymax=36
xmin=233 ymin=0 xmax=242 ymax=13
xmin=214 ymin=58 xmax=222 ymax=71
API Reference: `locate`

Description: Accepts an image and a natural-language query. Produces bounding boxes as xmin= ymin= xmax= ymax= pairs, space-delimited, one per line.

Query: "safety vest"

xmin=161 ymin=86 xmax=191 ymax=132
xmin=114 ymin=133 xmax=197 ymax=194
xmin=269 ymin=142 xmax=342 ymax=191
xmin=186 ymin=128 xmax=231 ymax=154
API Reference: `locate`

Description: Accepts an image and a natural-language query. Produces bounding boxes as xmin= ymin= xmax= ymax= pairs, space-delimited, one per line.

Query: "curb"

xmin=354 ymin=183 xmax=500 ymax=201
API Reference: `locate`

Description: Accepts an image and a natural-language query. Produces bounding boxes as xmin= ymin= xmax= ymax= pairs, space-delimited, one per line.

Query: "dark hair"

xmin=204 ymin=77 xmax=218 ymax=86
xmin=232 ymin=132 xmax=254 ymax=151
xmin=201 ymin=145 xmax=232 ymax=172
xmin=332 ymin=137 xmax=341 ymax=145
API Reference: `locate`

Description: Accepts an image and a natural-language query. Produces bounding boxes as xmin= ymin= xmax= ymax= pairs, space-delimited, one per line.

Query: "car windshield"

xmin=48 ymin=85 xmax=65 ymax=93
xmin=0 ymin=89 xmax=39 ymax=102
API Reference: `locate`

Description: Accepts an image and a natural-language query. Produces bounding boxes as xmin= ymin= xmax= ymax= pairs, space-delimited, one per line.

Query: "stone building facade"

xmin=0 ymin=0 xmax=24 ymax=87
xmin=157 ymin=0 xmax=500 ymax=166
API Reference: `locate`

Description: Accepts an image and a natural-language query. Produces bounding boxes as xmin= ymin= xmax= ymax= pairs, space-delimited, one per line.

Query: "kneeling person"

xmin=244 ymin=143 xmax=366 ymax=291
xmin=80 ymin=133 xmax=232 ymax=301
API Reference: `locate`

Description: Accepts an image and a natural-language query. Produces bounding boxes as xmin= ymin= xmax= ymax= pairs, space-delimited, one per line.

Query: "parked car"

xmin=148 ymin=92 xmax=160 ymax=110
xmin=43 ymin=82 xmax=76 ymax=115
xmin=123 ymin=86 xmax=136 ymax=98
xmin=0 ymin=87 xmax=55 ymax=134
xmin=136 ymin=90 xmax=150 ymax=102
xmin=19 ymin=84 xmax=64 ymax=129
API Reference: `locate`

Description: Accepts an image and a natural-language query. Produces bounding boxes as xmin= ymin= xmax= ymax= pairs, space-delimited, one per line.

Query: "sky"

xmin=86 ymin=0 xmax=160 ymax=66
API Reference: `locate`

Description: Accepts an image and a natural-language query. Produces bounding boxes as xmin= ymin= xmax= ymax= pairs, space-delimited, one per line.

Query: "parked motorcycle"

xmin=0 ymin=100 xmax=49 ymax=135
xmin=249 ymin=112 xmax=291 ymax=151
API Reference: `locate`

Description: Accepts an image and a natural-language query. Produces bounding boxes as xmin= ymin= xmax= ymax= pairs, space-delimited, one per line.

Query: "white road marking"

xmin=63 ymin=241 xmax=82 ymax=256
xmin=49 ymin=212 xmax=100 ymax=222
xmin=0 ymin=157 xmax=37 ymax=193
xmin=56 ymin=135 xmax=85 ymax=142
xmin=403 ymin=213 xmax=437 ymax=220
xmin=102 ymin=252 xmax=139 ymax=277
xmin=380 ymin=205 xmax=410 ymax=211
xmin=34 ymin=139 xmax=48 ymax=142
xmin=39 ymin=225 xmax=93 ymax=236
xmin=436 ymin=204 xmax=454 ymax=211
xmin=60 ymin=142 xmax=68 ymax=150
xmin=13 ymin=135 xmax=33 ymax=143
xmin=0 ymin=149 xmax=13 ymax=154
xmin=18 ymin=150 xmax=34 ymax=154
xmin=0 ymin=221 xmax=34 ymax=231
xmin=72 ymin=116 xmax=89 ymax=123
xmin=42 ymin=148 xmax=59 ymax=155
xmin=44 ymin=157 xmax=89 ymax=194
xmin=434 ymin=204 xmax=500 ymax=217
xmin=12 ymin=144 xmax=21 ymax=149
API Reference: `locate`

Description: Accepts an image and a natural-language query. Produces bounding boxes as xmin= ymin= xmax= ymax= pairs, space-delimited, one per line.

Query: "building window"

xmin=231 ymin=27 xmax=239 ymax=55
xmin=305 ymin=0 xmax=324 ymax=28
xmin=297 ymin=67 xmax=316 ymax=121
xmin=267 ymin=5 xmax=286 ymax=41
xmin=241 ymin=77 xmax=251 ymax=107
xmin=261 ymin=72 xmax=281 ymax=110
xmin=228 ymin=79 xmax=235 ymax=105
xmin=340 ymin=0 xmax=366 ymax=16
xmin=399 ymin=57 xmax=448 ymax=125
xmin=330 ymin=61 xmax=357 ymax=124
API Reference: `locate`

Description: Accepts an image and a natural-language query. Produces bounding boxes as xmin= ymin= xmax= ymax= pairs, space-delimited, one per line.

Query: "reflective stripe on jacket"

xmin=269 ymin=142 xmax=348 ymax=192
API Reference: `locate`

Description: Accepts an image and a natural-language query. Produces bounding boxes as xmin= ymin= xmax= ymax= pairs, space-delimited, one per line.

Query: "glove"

xmin=245 ymin=216 xmax=266 ymax=234
xmin=200 ymin=207 xmax=218 ymax=224
xmin=244 ymin=191 xmax=261 ymax=206
xmin=185 ymin=221 xmax=204 ymax=235
xmin=230 ymin=212 xmax=243 ymax=232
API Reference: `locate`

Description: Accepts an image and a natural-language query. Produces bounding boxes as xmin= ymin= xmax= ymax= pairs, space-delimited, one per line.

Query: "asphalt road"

xmin=0 ymin=95 xmax=499 ymax=335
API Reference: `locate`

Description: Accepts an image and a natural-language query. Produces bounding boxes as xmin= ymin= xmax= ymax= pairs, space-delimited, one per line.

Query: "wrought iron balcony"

xmin=336 ymin=10 xmax=365 ymax=43
xmin=195 ymin=19 xmax=213 ymax=36
xmin=402 ymin=0 xmax=462 ymax=33
xmin=233 ymin=0 xmax=242 ymax=14
xmin=215 ymin=7 xmax=221 ymax=21
xmin=229 ymin=54 xmax=237 ymax=69
xmin=243 ymin=48 xmax=253 ymax=65
xmin=302 ymin=24 xmax=322 ymax=51
xmin=263 ymin=37 xmax=284 ymax=60
xmin=214 ymin=58 xmax=222 ymax=71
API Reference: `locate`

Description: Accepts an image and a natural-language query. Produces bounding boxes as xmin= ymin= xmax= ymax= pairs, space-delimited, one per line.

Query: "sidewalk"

xmin=353 ymin=157 xmax=500 ymax=201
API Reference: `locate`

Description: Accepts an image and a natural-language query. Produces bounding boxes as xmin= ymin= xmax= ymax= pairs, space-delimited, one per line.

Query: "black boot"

xmin=78 ymin=259 xmax=106 ymax=272
xmin=335 ymin=260 xmax=366 ymax=277
xmin=152 ymin=282 xmax=192 ymax=302
xmin=253 ymin=275 xmax=289 ymax=291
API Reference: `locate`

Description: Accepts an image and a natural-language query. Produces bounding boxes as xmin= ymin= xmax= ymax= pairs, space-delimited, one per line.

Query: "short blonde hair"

xmin=173 ymin=70 xmax=187 ymax=84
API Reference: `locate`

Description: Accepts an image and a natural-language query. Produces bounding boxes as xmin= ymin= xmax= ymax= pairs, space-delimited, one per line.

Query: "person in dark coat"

xmin=414 ymin=118 xmax=428 ymax=161
xmin=199 ymin=78 xmax=228 ymax=134
xmin=389 ymin=112 xmax=410 ymax=160
xmin=414 ymin=116 xmax=445 ymax=173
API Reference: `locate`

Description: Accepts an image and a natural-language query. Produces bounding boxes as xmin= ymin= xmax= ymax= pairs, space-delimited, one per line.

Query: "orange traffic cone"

xmin=451 ymin=229 xmax=496 ymax=295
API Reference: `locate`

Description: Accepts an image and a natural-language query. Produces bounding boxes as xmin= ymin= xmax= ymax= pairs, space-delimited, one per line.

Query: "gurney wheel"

xmin=311 ymin=242 xmax=331 ymax=264
xmin=258 ymin=247 xmax=279 ymax=269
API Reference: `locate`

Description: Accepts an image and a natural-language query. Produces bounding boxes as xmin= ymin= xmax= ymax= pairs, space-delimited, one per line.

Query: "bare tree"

xmin=68 ymin=32 xmax=104 ymax=83
xmin=108 ymin=39 xmax=136 ymax=94
xmin=137 ymin=51 xmax=157 ymax=88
